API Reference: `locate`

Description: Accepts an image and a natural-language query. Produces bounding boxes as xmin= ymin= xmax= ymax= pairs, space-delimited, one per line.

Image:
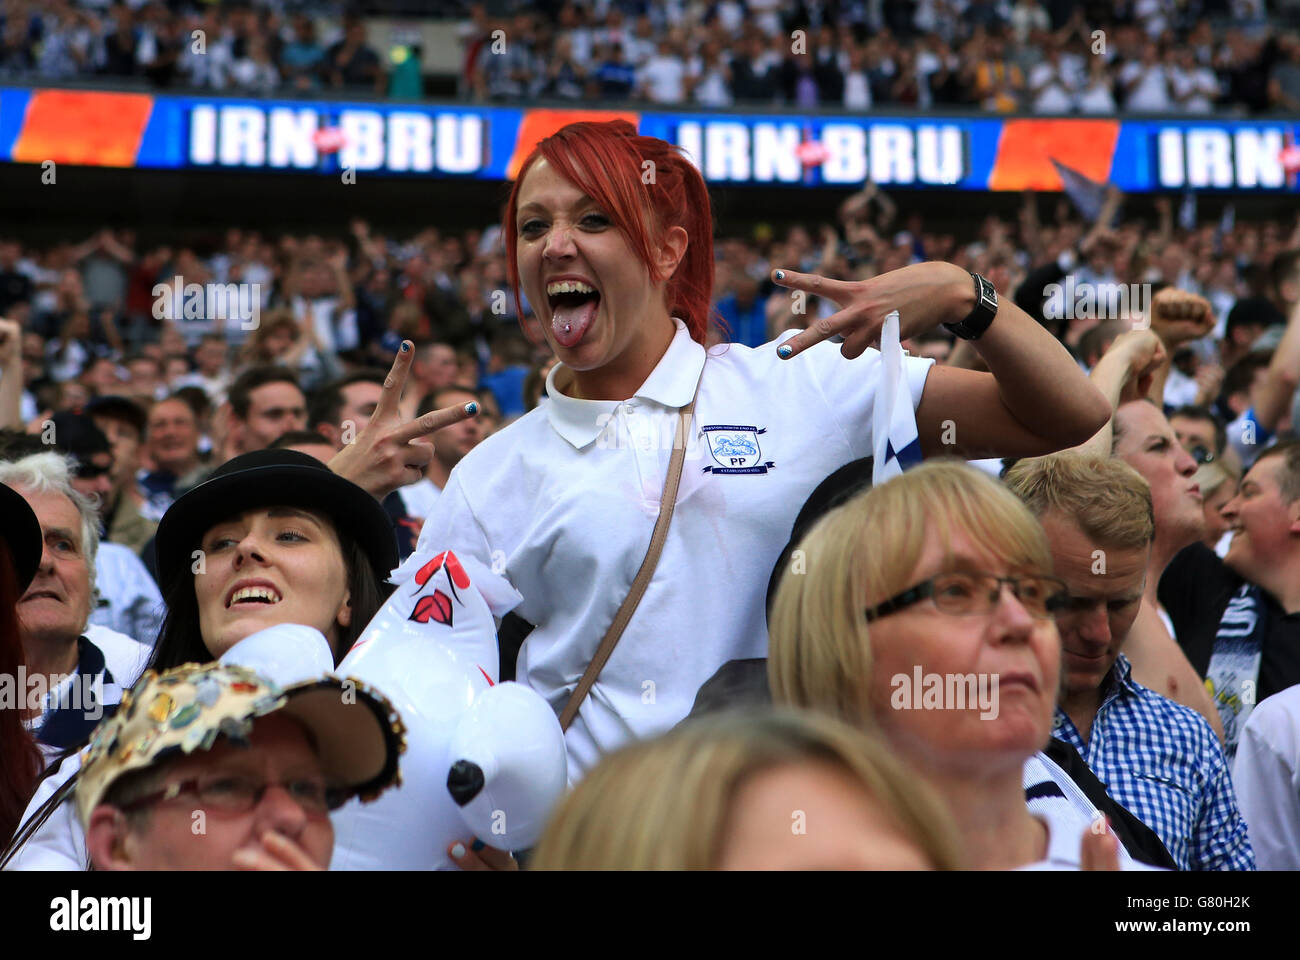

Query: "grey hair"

xmin=0 ymin=452 xmax=99 ymax=603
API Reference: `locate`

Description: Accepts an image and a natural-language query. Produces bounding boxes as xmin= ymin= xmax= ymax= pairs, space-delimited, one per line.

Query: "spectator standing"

xmin=325 ymin=16 xmax=380 ymax=92
xmin=1028 ymin=41 xmax=1078 ymax=113
xmin=1169 ymin=46 xmax=1219 ymax=113
xmin=1121 ymin=41 xmax=1172 ymax=111
xmin=637 ymin=38 xmax=687 ymax=104
xmin=594 ymin=42 xmax=637 ymax=99
xmin=280 ymin=14 xmax=325 ymax=91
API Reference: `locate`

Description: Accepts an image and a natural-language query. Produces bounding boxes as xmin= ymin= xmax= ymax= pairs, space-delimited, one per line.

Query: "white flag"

xmin=872 ymin=310 xmax=923 ymax=485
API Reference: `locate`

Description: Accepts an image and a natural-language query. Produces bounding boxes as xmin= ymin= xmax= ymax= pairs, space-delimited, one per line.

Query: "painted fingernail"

xmin=400 ymin=341 xmax=410 ymax=353
xmin=450 ymin=842 xmax=466 ymax=859
xmin=774 ymin=269 xmax=785 ymax=280
xmin=777 ymin=344 xmax=792 ymax=359
xmin=464 ymin=402 xmax=478 ymax=415
xmin=471 ymin=838 xmax=486 ymax=852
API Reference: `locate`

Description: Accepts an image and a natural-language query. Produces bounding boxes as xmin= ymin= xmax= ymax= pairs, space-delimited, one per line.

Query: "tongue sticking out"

xmin=551 ymin=297 xmax=599 ymax=349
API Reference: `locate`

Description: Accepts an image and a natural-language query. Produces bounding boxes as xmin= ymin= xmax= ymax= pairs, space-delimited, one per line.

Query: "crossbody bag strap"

xmin=558 ymin=365 xmax=704 ymax=732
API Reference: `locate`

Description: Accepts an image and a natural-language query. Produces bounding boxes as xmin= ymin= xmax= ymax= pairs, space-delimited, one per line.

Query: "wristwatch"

xmin=944 ymin=272 xmax=999 ymax=341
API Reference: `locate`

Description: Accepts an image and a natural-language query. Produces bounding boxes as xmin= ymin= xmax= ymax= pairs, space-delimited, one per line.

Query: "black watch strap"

xmin=944 ymin=272 xmax=999 ymax=341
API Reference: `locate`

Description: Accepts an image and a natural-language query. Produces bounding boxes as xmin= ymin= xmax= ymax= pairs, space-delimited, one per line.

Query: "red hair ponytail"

xmin=504 ymin=120 xmax=720 ymax=345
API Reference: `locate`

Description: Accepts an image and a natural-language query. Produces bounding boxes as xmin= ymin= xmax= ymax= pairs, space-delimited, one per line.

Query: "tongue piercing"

xmin=563 ymin=323 xmax=572 ymax=334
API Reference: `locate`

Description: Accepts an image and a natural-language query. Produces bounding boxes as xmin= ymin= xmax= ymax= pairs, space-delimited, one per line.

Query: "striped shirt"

xmin=1053 ymin=654 xmax=1255 ymax=871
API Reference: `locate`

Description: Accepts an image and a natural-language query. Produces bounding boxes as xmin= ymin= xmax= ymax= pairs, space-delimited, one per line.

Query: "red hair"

xmin=0 ymin=545 xmax=42 ymax=845
xmin=504 ymin=120 xmax=719 ymax=345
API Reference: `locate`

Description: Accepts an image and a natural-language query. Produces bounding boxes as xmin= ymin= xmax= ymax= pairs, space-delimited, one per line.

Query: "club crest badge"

xmin=701 ymin=424 xmax=776 ymax=475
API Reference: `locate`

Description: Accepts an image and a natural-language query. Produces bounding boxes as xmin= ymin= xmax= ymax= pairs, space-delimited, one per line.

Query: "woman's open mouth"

xmin=546 ymin=279 xmax=601 ymax=348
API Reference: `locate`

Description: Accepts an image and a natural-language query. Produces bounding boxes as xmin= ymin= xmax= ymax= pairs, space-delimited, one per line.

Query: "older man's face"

xmin=15 ymin=487 xmax=94 ymax=647
xmin=89 ymin=713 xmax=335 ymax=870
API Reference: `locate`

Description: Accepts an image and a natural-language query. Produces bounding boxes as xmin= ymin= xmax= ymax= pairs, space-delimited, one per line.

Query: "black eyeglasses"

xmin=116 ymin=775 xmax=347 ymax=819
xmin=864 ymin=572 xmax=1068 ymax=622
xmin=73 ymin=461 xmax=112 ymax=480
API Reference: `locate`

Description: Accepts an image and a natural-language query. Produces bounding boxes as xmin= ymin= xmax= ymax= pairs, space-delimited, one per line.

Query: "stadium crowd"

xmin=0 ymin=0 xmax=1296 ymax=113
xmin=5 ymin=120 xmax=1300 ymax=869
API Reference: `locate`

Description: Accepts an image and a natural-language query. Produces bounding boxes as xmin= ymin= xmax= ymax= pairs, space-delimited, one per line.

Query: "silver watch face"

xmin=977 ymin=276 xmax=998 ymax=310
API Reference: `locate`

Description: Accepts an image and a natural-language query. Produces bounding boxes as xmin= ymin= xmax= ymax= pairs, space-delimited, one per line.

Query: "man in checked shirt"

xmin=1006 ymin=452 xmax=1255 ymax=871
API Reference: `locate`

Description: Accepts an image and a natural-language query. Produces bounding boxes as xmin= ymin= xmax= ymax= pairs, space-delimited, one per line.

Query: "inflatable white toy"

xmin=327 ymin=547 xmax=569 ymax=870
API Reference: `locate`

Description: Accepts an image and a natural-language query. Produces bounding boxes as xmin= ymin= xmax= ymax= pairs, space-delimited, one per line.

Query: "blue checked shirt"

xmin=1053 ymin=654 xmax=1255 ymax=871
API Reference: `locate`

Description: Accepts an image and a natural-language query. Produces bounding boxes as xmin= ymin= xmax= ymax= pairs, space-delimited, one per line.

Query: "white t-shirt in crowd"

xmin=690 ymin=60 xmax=733 ymax=107
xmin=1233 ymin=685 xmax=1300 ymax=870
xmin=1120 ymin=62 xmax=1171 ymax=111
xmin=1077 ymin=79 xmax=1117 ymax=113
xmin=843 ymin=70 xmax=873 ymax=109
xmin=1021 ymin=752 xmax=1158 ymax=870
xmin=640 ymin=54 xmax=687 ymax=103
xmin=1029 ymin=62 xmax=1075 ymax=113
xmin=398 ymin=476 xmax=442 ymax=521
xmin=89 ymin=543 xmax=165 ymax=648
xmin=1169 ymin=65 xmax=1217 ymax=113
xmin=417 ymin=319 xmax=934 ymax=779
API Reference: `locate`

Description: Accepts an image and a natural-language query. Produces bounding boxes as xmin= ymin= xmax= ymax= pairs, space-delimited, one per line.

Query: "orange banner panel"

xmin=507 ymin=109 xmax=640 ymax=181
xmin=12 ymin=90 xmax=154 ymax=168
xmin=988 ymin=119 xmax=1121 ymax=191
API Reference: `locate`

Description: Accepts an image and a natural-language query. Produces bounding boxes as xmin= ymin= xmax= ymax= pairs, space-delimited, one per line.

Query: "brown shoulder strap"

xmin=558 ymin=367 xmax=704 ymax=732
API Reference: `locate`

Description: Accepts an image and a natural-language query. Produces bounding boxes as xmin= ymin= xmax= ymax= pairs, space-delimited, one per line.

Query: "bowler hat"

xmin=154 ymin=449 xmax=398 ymax=596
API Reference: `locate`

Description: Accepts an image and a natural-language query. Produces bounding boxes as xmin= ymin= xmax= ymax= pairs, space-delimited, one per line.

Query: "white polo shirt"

xmin=417 ymin=319 xmax=934 ymax=778
xmin=1233 ymin=685 xmax=1300 ymax=870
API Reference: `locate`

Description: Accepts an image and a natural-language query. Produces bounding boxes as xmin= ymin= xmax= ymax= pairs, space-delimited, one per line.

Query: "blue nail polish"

xmin=774 ymin=269 xmax=785 ymax=280
xmin=471 ymin=838 xmax=486 ymax=852
xmin=400 ymin=341 xmax=410 ymax=353
xmin=465 ymin=401 xmax=478 ymax=415
xmin=777 ymin=344 xmax=792 ymax=359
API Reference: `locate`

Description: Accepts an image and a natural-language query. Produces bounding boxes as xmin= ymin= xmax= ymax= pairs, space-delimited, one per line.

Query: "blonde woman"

xmin=1194 ymin=459 xmax=1239 ymax=553
xmin=768 ymin=459 xmax=1151 ymax=870
xmin=532 ymin=709 xmax=962 ymax=870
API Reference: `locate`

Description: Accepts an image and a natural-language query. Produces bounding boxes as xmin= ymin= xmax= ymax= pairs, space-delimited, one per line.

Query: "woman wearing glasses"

xmin=768 ymin=459 xmax=1153 ymax=869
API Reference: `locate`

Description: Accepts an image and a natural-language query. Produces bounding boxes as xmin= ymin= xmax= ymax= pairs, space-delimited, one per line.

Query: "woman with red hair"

xmin=418 ymin=119 xmax=1110 ymax=780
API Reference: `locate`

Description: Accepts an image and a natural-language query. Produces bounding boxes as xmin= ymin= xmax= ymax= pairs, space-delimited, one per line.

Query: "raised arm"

xmin=1069 ymin=329 xmax=1167 ymax=458
xmin=0 ymin=318 xmax=22 ymax=430
xmin=1255 ymin=295 xmax=1300 ymax=433
xmin=771 ymin=260 xmax=1111 ymax=458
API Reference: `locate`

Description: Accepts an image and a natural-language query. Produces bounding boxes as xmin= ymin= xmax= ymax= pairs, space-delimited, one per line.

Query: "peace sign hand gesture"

xmin=328 ymin=340 xmax=479 ymax=501
xmin=772 ymin=261 xmax=974 ymax=361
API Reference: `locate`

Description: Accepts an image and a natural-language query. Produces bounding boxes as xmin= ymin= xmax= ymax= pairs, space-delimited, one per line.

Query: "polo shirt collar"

xmin=544 ymin=319 xmax=705 ymax=449
xmin=1102 ymin=652 xmax=1141 ymax=705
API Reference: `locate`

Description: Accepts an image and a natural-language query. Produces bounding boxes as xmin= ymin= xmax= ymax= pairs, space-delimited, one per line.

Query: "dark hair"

xmin=0 ymin=429 xmax=46 ymax=462
xmin=1220 ymin=353 xmax=1271 ymax=402
xmin=1075 ymin=319 xmax=1128 ymax=369
xmin=0 ymin=544 xmax=43 ymax=845
xmin=1225 ymin=296 xmax=1284 ymax=340
xmin=420 ymin=383 xmax=480 ymax=417
xmin=269 ymin=429 xmax=335 ymax=450
xmin=228 ymin=366 xmax=302 ymax=421
xmin=168 ymin=388 xmax=208 ymax=421
xmin=307 ymin=369 xmax=386 ymax=430
xmin=1271 ymin=250 xmax=1300 ymax=299
xmin=1253 ymin=439 xmax=1300 ymax=504
xmin=522 ymin=362 xmax=549 ymax=412
xmin=149 ymin=509 xmax=385 ymax=671
xmin=1168 ymin=404 xmax=1227 ymax=457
